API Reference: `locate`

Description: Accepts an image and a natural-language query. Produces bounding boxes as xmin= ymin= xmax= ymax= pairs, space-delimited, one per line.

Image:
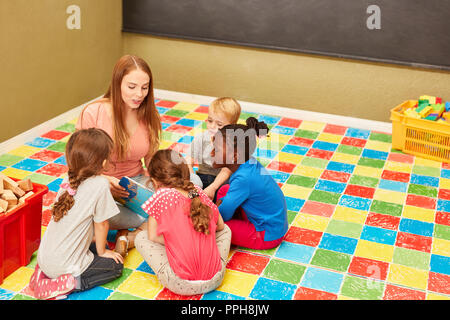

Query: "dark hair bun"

xmin=245 ymin=117 xmax=269 ymax=137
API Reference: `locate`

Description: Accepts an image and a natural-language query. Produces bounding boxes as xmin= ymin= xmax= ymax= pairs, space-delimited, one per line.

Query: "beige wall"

xmin=0 ymin=0 xmax=123 ymax=142
xmin=123 ymin=33 xmax=450 ymax=123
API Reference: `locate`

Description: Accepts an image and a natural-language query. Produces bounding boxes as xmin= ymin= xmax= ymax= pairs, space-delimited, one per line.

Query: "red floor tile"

xmin=294 ymin=287 xmax=337 ymax=300
xmin=344 ymin=184 xmax=375 ymax=199
xmin=278 ymin=117 xmax=302 ymax=128
xmin=169 ymin=142 xmax=190 ymax=154
xmin=226 ymin=251 xmax=270 ymax=275
xmin=160 ymin=115 xmax=180 ymax=123
xmin=435 ymin=211 xmax=450 ymax=226
xmin=165 ymin=124 xmax=192 ymax=134
xmin=193 ymin=105 xmax=209 ymax=114
xmin=306 ymin=148 xmax=334 ymax=160
xmin=442 ymin=162 xmax=450 ymax=170
xmin=383 ymin=284 xmax=426 ymax=300
xmin=365 ymin=212 xmax=400 ymax=230
xmin=267 ymin=161 xmax=296 ymax=173
xmin=395 ymin=232 xmax=432 ymax=253
xmin=323 ymin=124 xmax=347 ymax=135
xmin=381 ymin=170 xmax=411 ymax=183
xmin=41 ymin=130 xmax=70 ymax=141
xmin=320 ymin=170 xmax=351 ymax=183
xmin=438 ymin=189 xmax=450 ymax=200
xmin=428 ymin=272 xmax=450 ymax=295
xmin=284 ymin=226 xmax=323 ymax=247
xmin=29 ymin=150 xmax=64 ymax=162
xmin=156 ymin=100 xmax=178 ymax=108
xmin=405 ymin=194 xmax=436 ymax=210
xmin=287 ymin=136 xmax=314 ymax=148
xmin=36 ymin=163 xmax=68 ymax=177
xmin=156 ymin=288 xmax=202 ymax=300
xmin=387 ymin=153 xmax=414 ymax=164
xmin=348 ymin=256 xmax=389 ymax=281
xmin=42 ymin=190 xmax=57 ymax=207
xmin=41 ymin=209 xmax=52 ymax=227
xmin=341 ymin=136 xmax=366 ymax=148
xmin=300 ymin=200 xmax=335 ymax=218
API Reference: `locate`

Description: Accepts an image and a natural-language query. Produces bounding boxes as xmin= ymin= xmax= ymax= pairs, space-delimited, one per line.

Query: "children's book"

xmin=117 ymin=176 xmax=153 ymax=218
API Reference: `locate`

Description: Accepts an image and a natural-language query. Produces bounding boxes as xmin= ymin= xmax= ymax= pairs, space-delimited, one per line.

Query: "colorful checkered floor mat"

xmin=1 ymin=98 xmax=449 ymax=300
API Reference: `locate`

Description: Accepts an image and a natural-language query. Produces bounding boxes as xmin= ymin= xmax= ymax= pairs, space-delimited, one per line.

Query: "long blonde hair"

xmin=81 ymin=55 xmax=161 ymax=160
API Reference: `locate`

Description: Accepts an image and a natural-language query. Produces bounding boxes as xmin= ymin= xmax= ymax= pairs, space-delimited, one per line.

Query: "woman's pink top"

xmin=76 ymin=102 xmax=150 ymax=178
xmin=141 ymin=186 xmax=222 ymax=281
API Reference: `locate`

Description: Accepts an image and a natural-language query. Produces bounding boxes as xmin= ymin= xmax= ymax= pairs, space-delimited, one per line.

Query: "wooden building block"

xmin=19 ymin=191 xmax=34 ymax=204
xmin=18 ymin=179 xmax=33 ymax=192
xmin=0 ymin=177 xmax=3 ymax=195
xmin=7 ymin=204 xmax=18 ymax=213
xmin=0 ymin=198 xmax=8 ymax=213
xmin=1 ymin=190 xmax=18 ymax=206
xmin=0 ymin=173 xmax=25 ymax=197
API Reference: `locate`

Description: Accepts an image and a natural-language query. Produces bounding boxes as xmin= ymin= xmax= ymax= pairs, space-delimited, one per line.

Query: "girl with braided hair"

xmin=31 ymin=128 xmax=123 ymax=300
xmin=135 ymin=149 xmax=231 ymax=295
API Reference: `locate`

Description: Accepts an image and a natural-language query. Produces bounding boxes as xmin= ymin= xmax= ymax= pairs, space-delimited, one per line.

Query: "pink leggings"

xmin=217 ymin=185 xmax=283 ymax=250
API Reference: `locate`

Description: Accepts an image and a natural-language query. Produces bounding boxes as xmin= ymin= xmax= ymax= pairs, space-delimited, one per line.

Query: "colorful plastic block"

xmin=404 ymin=109 xmax=421 ymax=119
xmin=445 ymin=102 xmax=450 ymax=112
xmin=420 ymin=95 xmax=436 ymax=104
xmin=424 ymin=113 xmax=439 ymax=121
xmin=418 ymin=106 xmax=433 ymax=117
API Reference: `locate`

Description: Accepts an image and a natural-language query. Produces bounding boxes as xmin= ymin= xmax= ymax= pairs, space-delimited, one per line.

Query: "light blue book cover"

xmin=117 ymin=176 xmax=153 ymax=219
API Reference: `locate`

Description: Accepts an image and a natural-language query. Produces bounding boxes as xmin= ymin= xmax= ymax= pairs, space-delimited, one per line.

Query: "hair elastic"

xmin=60 ymin=182 xmax=77 ymax=196
xmin=188 ymin=189 xmax=199 ymax=199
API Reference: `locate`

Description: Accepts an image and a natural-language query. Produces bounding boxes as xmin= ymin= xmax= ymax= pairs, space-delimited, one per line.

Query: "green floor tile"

xmin=295 ymin=129 xmax=319 ymax=140
xmin=309 ymin=189 xmax=341 ymax=205
xmin=256 ymin=157 xmax=271 ymax=167
xmin=340 ymin=275 xmax=385 ymax=300
xmin=12 ymin=294 xmax=36 ymax=300
xmin=263 ymin=259 xmax=306 ymax=284
xmin=336 ymin=144 xmax=363 ymax=156
xmin=0 ymin=153 xmax=24 ymax=166
xmin=301 ymin=156 xmax=328 ymax=169
xmin=242 ymin=247 xmax=277 ymax=256
xmin=434 ymin=224 xmax=450 ymax=241
xmin=349 ymin=175 xmax=379 ymax=188
xmin=370 ymin=200 xmax=403 ymax=217
xmin=46 ymin=141 xmax=67 ymax=152
xmin=55 ymin=123 xmax=75 ymax=133
xmin=101 ymin=268 xmax=133 ymax=290
xmin=107 ymin=292 xmax=146 ymax=300
xmin=240 ymin=111 xmax=260 ymax=120
xmin=325 ymin=220 xmax=363 ymax=239
xmin=26 ymin=173 xmax=56 ymax=185
xmin=393 ymin=247 xmax=430 ymax=270
xmin=407 ymin=184 xmax=437 ymax=198
xmin=412 ymin=165 xmax=440 ymax=177
xmin=358 ymin=157 xmax=385 ymax=169
xmin=161 ymin=131 xmax=183 ymax=142
xmin=287 ymin=210 xmax=298 ymax=225
xmin=310 ymin=248 xmax=351 ymax=272
xmin=165 ymin=109 xmax=190 ymax=117
xmin=286 ymin=175 xmax=317 ymax=188
xmin=369 ymin=132 xmax=392 ymax=143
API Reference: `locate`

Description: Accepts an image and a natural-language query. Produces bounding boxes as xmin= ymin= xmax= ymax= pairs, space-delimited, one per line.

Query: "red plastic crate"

xmin=0 ymin=178 xmax=48 ymax=284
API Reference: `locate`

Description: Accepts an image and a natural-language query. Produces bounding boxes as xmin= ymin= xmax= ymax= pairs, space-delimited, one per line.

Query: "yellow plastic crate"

xmin=390 ymin=100 xmax=450 ymax=163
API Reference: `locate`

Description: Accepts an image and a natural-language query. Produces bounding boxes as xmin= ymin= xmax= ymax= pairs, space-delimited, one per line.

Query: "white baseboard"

xmin=0 ymin=89 xmax=392 ymax=155
xmin=154 ymin=89 xmax=393 ymax=134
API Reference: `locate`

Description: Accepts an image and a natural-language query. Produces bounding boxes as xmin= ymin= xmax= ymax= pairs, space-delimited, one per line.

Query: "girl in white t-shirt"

xmin=29 ymin=128 xmax=124 ymax=300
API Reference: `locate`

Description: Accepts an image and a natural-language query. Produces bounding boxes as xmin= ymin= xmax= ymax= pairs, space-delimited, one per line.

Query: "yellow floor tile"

xmin=265 ymin=132 xmax=291 ymax=144
xmin=282 ymin=184 xmax=312 ymax=199
xmin=317 ymin=133 xmax=342 ymax=144
xmin=68 ymin=117 xmax=78 ymax=124
xmin=331 ymin=152 xmax=360 ymax=165
xmin=373 ymin=189 xmax=406 ymax=205
xmin=159 ymin=140 xmax=174 ymax=150
xmin=172 ymin=102 xmax=199 ymax=111
xmin=60 ymin=134 xmax=72 ymax=143
xmin=402 ymin=206 xmax=435 ymax=223
xmin=188 ymin=128 xmax=204 ymax=136
xmin=440 ymin=178 xmax=450 ymax=190
xmin=1 ymin=167 xmax=33 ymax=179
xmin=384 ymin=161 xmax=412 ymax=174
xmin=414 ymin=157 xmax=441 ymax=168
xmin=332 ymin=206 xmax=368 ymax=225
xmin=354 ymin=240 xmax=394 ymax=263
xmin=299 ymin=120 xmax=325 ymax=132
xmin=427 ymin=292 xmax=450 ymax=300
xmin=364 ymin=140 xmax=392 ymax=152
xmin=117 ymin=271 xmax=162 ymax=299
xmin=275 ymin=152 xmax=303 ymax=165
xmin=0 ymin=267 xmax=34 ymax=292
xmin=123 ymin=248 xmax=144 ymax=270
xmin=432 ymin=238 xmax=450 ymax=256
xmin=292 ymin=212 xmax=329 ymax=232
xmin=216 ymin=269 xmax=258 ymax=297
xmin=292 ymin=165 xmax=323 ymax=178
xmin=185 ymin=112 xmax=208 ymax=121
xmin=387 ymin=264 xmax=428 ymax=291
xmin=8 ymin=146 xmax=41 ymax=158
xmin=353 ymin=166 xmax=382 ymax=178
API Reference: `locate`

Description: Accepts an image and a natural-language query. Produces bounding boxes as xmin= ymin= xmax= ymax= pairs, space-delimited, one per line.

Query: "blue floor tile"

xmin=12 ymin=158 xmax=48 ymax=172
xmin=281 ymin=144 xmax=309 ymax=155
xmin=399 ymin=218 xmax=434 ymax=237
xmin=430 ymin=254 xmax=450 ymax=276
xmin=176 ymin=118 xmax=202 ymax=127
xmin=300 ymin=267 xmax=344 ymax=294
xmin=319 ymin=233 xmax=358 ymax=255
xmin=202 ymin=291 xmax=245 ymax=300
xmin=275 ymin=242 xmax=315 ymax=264
xmin=177 ymin=135 xmax=195 ymax=144
xmin=312 ymin=141 xmax=338 ymax=152
xmin=361 ymin=149 xmax=389 ymax=160
xmin=360 ymin=225 xmax=397 ymax=245
xmin=437 ymin=199 xmax=450 ymax=213
xmin=326 ymin=161 xmax=355 ymax=174
xmin=345 ymin=128 xmax=371 ymax=140
xmin=136 ymin=261 xmax=155 ymax=275
xmin=258 ymin=115 xmax=281 ymax=125
xmin=272 ymin=126 xmax=296 ymax=136
xmin=25 ymin=137 xmax=56 ymax=148
xmin=267 ymin=170 xmax=290 ymax=183
xmin=378 ymin=179 xmax=408 ymax=192
xmin=338 ymin=194 xmax=372 ymax=211
xmin=47 ymin=178 xmax=64 ymax=192
xmin=410 ymin=174 xmax=439 ymax=188
xmin=249 ymin=277 xmax=297 ymax=300
xmin=66 ymin=286 xmax=113 ymax=300
xmin=285 ymin=197 xmax=305 ymax=212
xmin=315 ymin=179 xmax=347 ymax=194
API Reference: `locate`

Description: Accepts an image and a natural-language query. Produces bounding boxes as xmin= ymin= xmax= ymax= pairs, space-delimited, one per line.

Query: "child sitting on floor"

xmin=135 ymin=149 xmax=231 ymax=296
xmin=30 ymin=128 xmax=123 ymax=300
xmin=187 ymin=97 xmax=241 ymax=201
xmin=212 ymin=117 xmax=288 ymax=250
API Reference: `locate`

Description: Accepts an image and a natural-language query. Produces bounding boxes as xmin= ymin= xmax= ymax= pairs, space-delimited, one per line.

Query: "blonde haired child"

xmin=187 ymin=97 xmax=241 ymax=200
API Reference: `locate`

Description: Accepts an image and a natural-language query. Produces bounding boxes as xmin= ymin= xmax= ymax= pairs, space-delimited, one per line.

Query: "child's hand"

xmin=99 ymin=249 xmax=124 ymax=264
xmin=105 ymin=176 xmax=129 ymax=199
xmin=203 ymin=185 xmax=216 ymax=200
